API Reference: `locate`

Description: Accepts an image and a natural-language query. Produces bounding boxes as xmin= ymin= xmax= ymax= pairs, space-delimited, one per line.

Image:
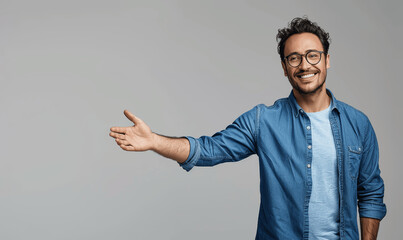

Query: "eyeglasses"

xmin=284 ymin=50 xmax=325 ymax=68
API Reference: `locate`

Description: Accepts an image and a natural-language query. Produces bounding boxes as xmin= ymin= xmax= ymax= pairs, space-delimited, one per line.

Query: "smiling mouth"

xmin=297 ymin=73 xmax=317 ymax=79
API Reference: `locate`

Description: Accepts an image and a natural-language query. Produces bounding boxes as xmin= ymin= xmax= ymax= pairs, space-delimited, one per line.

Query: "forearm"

xmin=360 ymin=217 xmax=380 ymax=240
xmin=151 ymin=133 xmax=190 ymax=164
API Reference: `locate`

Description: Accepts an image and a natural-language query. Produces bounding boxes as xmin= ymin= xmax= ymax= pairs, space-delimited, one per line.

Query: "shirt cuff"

xmin=359 ymin=202 xmax=387 ymax=220
xmin=178 ymin=136 xmax=200 ymax=172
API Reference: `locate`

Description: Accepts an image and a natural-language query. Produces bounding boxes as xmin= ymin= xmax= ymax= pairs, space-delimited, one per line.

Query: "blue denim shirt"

xmin=179 ymin=89 xmax=386 ymax=240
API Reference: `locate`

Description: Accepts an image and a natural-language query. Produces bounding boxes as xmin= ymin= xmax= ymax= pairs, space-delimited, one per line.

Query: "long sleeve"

xmin=179 ymin=105 xmax=260 ymax=172
xmin=357 ymin=117 xmax=387 ymax=220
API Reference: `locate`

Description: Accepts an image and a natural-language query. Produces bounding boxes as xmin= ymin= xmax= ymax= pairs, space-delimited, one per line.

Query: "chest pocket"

xmin=348 ymin=146 xmax=363 ymax=181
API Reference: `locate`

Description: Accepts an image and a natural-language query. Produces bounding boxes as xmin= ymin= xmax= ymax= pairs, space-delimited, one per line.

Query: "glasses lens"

xmin=306 ymin=51 xmax=321 ymax=65
xmin=287 ymin=54 xmax=301 ymax=67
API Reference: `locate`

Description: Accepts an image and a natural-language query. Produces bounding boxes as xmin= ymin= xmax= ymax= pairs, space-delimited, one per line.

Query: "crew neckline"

xmin=306 ymin=102 xmax=332 ymax=116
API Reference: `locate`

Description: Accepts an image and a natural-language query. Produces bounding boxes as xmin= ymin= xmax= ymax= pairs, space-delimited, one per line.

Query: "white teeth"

xmin=300 ymin=73 xmax=315 ymax=79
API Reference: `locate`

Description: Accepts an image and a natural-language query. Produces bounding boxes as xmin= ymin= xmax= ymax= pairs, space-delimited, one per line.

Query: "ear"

xmin=281 ymin=61 xmax=288 ymax=76
xmin=326 ymin=54 xmax=330 ymax=69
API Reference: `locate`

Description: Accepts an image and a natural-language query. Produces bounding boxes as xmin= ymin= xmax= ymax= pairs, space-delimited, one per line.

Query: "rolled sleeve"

xmin=359 ymin=202 xmax=387 ymax=220
xmin=178 ymin=136 xmax=201 ymax=172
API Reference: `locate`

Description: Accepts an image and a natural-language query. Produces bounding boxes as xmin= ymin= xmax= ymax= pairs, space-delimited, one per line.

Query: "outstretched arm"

xmin=109 ymin=110 xmax=190 ymax=163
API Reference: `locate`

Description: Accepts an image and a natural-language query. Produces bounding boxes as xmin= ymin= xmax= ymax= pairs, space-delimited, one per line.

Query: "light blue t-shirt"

xmin=306 ymin=104 xmax=340 ymax=240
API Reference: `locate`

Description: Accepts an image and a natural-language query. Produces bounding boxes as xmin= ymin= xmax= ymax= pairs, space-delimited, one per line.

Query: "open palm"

xmin=109 ymin=110 xmax=154 ymax=151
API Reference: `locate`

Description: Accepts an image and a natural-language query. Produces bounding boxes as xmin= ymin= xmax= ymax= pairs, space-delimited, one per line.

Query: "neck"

xmin=293 ymin=86 xmax=331 ymax=113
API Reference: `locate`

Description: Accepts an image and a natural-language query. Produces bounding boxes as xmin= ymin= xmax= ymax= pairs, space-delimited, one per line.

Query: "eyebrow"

xmin=286 ymin=49 xmax=321 ymax=56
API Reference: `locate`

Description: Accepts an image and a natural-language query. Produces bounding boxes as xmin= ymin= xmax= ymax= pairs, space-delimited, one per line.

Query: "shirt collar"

xmin=288 ymin=88 xmax=340 ymax=117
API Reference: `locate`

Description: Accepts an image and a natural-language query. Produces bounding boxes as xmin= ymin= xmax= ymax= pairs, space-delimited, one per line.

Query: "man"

xmin=109 ymin=17 xmax=386 ymax=240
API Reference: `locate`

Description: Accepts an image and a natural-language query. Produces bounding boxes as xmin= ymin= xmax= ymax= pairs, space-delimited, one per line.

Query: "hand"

xmin=109 ymin=110 xmax=155 ymax=151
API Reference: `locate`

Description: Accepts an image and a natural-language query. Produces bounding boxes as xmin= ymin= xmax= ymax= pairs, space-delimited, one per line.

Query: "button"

xmin=308 ymin=145 xmax=312 ymax=150
xmin=306 ymin=126 xmax=311 ymax=130
xmin=358 ymin=147 xmax=361 ymax=151
xmin=299 ymin=109 xmax=304 ymax=113
xmin=307 ymin=164 xmax=311 ymax=168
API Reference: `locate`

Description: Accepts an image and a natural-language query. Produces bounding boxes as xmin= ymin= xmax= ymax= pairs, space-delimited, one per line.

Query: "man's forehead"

xmin=284 ymin=32 xmax=324 ymax=55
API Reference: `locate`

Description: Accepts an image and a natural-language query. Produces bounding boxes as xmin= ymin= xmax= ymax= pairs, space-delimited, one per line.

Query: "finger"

xmin=109 ymin=132 xmax=126 ymax=140
xmin=116 ymin=138 xmax=130 ymax=146
xmin=110 ymin=127 xmax=127 ymax=134
xmin=121 ymin=145 xmax=135 ymax=151
xmin=115 ymin=139 xmax=130 ymax=148
xmin=124 ymin=110 xmax=142 ymax=124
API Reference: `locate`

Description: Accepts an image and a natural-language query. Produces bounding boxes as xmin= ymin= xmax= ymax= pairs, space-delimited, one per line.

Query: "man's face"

xmin=281 ymin=32 xmax=330 ymax=95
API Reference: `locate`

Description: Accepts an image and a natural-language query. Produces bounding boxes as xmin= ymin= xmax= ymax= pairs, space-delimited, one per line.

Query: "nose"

xmin=299 ymin=56 xmax=311 ymax=70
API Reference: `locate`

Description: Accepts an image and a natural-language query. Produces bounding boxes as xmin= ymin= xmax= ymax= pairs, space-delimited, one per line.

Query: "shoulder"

xmin=335 ymin=99 xmax=374 ymax=142
xmin=256 ymin=97 xmax=291 ymax=112
xmin=255 ymin=97 xmax=293 ymax=118
xmin=237 ymin=98 xmax=291 ymax=121
xmin=336 ymin=99 xmax=371 ymax=125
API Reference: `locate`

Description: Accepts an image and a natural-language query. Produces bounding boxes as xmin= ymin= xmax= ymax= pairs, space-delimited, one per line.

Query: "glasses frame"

xmin=284 ymin=50 xmax=325 ymax=68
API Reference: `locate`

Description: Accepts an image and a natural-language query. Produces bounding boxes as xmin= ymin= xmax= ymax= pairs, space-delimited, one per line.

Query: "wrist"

xmin=150 ymin=132 xmax=160 ymax=151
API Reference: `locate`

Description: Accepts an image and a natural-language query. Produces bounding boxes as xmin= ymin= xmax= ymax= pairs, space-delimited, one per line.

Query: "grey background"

xmin=0 ymin=0 xmax=401 ymax=239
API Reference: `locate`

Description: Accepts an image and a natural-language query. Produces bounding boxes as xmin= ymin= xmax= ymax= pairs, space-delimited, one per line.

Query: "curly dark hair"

xmin=277 ymin=17 xmax=331 ymax=63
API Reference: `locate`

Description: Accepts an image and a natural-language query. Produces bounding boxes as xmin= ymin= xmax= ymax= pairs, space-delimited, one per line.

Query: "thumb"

xmin=124 ymin=110 xmax=142 ymax=124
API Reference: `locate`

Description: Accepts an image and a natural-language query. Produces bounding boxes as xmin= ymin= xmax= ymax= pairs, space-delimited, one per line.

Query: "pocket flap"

xmin=348 ymin=145 xmax=362 ymax=154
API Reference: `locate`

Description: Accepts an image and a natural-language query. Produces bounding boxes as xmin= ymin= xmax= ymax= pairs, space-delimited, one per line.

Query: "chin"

xmin=294 ymin=81 xmax=326 ymax=95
